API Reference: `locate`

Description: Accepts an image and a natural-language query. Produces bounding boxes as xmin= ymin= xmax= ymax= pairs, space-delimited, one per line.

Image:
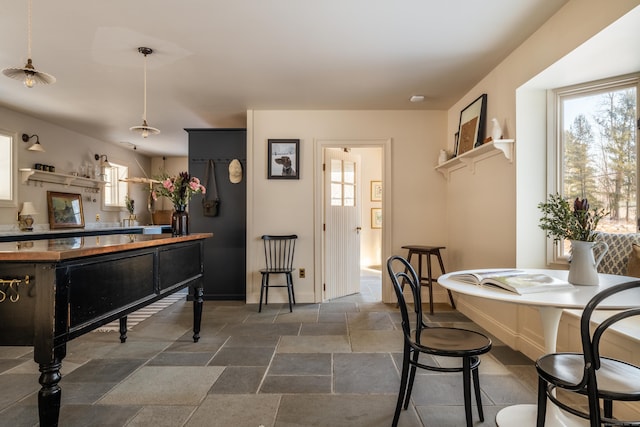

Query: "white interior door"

xmin=324 ymin=148 xmax=361 ymax=300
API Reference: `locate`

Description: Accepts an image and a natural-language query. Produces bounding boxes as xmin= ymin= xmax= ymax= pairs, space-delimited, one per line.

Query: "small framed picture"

xmin=371 ymin=208 xmax=382 ymax=229
xmin=370 ymin=181 xmax=382 ymax=201
xmin=456 ymin=93 xmax=487 ymax=156
xmin=47 ymin=191 xmax=85 ymax=229
xmin=268 ymin=139 xmax=299 ymax=179
xmin=452 ymin=132 xmax=460 ymax=158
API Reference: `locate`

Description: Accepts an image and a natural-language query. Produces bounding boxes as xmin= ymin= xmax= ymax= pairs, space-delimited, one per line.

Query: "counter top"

xmin=0 ymin=225 xmax=172 ymax=242
xmin=0 ymin=233 xmax=213 ymax=262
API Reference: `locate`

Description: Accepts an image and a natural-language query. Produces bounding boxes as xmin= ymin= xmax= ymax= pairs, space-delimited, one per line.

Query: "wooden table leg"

xmin=434 ymin=250 xmax=456 ymax=309
xmin=37 ymin=345 xmax=65 ymax=427
xmin=422 ymin=252 xmax=434 ymax=314
xmin=192 ymin=284 xmax=203 ymax=342
xmin=119 ymin=316 xmax=128 ymax=343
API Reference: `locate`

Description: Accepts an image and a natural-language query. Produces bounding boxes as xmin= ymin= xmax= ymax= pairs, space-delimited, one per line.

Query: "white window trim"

xmin=546 ymin=73 xmax=640 ymax=266
xmin=101 ymin=161 xmax=129 ymax=212
xmin=0 ymin=129 xmax=17 ymax=208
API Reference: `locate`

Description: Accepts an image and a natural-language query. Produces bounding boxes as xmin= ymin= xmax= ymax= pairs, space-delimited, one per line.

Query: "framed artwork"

xmin=370 ymin=181 xmax=382 ymax=201
xmin=452 ymin=132 xmax=460 ymax=158
xmin=456 ymin=93 xmax=487 ymax=156
xmin=268 ymin=139 xmax=300 ymax=179
xmin=371 ymin=208 xmax=382 ymax=229
xmin=47 ymin=191 xmax=85 ymax=229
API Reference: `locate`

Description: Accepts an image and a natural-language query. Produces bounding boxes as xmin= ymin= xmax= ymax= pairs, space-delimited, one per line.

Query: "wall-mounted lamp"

xmin=22 ymin=133 xmax=45 ymax=152
xmin=94 ymin=154 xmax=113 ymax=168
xmin=18 ymin=202 xmax=37 ymax=231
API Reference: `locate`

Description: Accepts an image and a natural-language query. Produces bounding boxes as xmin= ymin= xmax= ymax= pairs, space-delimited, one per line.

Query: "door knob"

xmin=356 ymin=226 xmax=362 ymax=234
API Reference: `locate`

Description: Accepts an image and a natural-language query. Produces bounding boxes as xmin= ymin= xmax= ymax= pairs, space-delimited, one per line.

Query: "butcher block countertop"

xmin=0 ymin=233 xmax=213 ymax=261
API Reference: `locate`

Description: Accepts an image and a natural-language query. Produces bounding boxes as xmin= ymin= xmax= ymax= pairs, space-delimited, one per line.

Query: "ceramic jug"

xmin=568 ymin=240 xmax=608 ymax=286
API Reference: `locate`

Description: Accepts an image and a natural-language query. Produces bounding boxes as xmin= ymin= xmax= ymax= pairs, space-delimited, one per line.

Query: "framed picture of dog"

xmin=268 ymin=139 xmax=300 ymax=180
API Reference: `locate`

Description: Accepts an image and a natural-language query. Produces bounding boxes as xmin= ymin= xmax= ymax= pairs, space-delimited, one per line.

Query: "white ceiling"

xmin=0 ymin=0 xmax=568 ymax=156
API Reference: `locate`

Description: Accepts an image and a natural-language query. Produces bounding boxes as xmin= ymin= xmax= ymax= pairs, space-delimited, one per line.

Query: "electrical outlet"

xmin=299 ymin=268 xmax=305 ymax=278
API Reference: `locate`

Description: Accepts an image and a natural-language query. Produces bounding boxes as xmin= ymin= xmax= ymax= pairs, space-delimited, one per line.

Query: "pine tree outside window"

xmin=552 ymin=74 xmax=638 ymax=259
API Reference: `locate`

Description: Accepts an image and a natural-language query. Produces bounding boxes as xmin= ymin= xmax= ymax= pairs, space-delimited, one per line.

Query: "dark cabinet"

xmin=187 ymin=128 xmax=247 ymax=300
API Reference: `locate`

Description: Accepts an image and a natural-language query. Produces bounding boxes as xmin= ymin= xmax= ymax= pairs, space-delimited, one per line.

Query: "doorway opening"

xmin=314 ymin=139 xmax=392 ymax=304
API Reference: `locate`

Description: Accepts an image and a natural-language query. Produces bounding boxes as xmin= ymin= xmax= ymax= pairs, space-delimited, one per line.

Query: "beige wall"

xmin=0 ymin=106 xmax=152 ymax=228
xmin=150 ymin=156 xmax=188 ymax=211
xmin=356 ymin=146 xmax=383 ymax=268
xmin=444 ymin=0 xmax=640 ymax=362
xmin=247 ymin=109 xmax=448 ymax=304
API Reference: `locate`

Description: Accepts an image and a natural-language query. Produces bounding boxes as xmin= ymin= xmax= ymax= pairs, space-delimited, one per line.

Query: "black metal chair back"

xmin=259 ymin=235 xmax=297 ymax=312
xmin=536 ymin=280 xmax=640 ymax=426
xmin=387 ymin=255 xmax=492 ymax=427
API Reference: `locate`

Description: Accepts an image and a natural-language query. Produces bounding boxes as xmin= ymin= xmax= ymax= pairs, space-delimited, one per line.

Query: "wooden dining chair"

xmin=387 ymin=255 xmax=492 ymax=427
xmin=259 ymin=234 xmax=297 ymax=312
xmin=535 ymin=280 xmax=640 ymax=426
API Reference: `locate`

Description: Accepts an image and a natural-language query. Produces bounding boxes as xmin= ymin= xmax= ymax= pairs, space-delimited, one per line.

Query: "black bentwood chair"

xmin=535 ymin=280 xmax=640 ymax=427
xmin=387 ymin=255 xmax=492 ymax=427
xmin=259 ymin=234 xmax=297 ymax=313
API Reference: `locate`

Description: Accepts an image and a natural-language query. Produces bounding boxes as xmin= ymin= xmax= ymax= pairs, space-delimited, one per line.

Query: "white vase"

xmin=490 ymin=118 xmax=503 ymax=141
xmin=438 ymin=149 xmax=448 ymax=165
xmin=568 ymin=240 xmax=608 ymax=286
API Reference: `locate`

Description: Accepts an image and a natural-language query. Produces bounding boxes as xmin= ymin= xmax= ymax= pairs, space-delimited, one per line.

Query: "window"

xmin=102 ymin=161 xmax=128 ymax=210
xmin=551 ymin=74 xmax=639 ymax=258
xmin=0 ymin=129 xmax=16 ymax=208
xmin=330 ymin=158 xmax=356 ymax=207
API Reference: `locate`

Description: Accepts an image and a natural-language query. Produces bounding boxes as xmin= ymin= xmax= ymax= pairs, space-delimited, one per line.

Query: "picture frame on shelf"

xmin=47 ymin=191 xmax=85 ymax=229
xmin=370 ymin=181 xmax=382 ymax=201
xmin=452 ymin=132 xmax=459 ymax=158
xmin=268 ymin=139 xmax=299 ymax=179
xmin=456 ymin=93 xmax=487 ymax=156
xmin=371 ymin=208 xmax=382 ymax=229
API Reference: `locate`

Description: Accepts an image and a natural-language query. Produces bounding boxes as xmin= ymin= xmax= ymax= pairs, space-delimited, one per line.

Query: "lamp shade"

xmin=28 ymin=140 xmax=45 ymax=152
xmin=20 ymin=202 xmax=37 ymax=216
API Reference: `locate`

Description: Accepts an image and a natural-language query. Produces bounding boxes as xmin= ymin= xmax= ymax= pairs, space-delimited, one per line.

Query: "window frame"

xmin=0 ymin=129 xmax=18 ymax=208
xmin=547 ymin=73 xmax=640 ymax=264
xmin=101 ymin=161 xmax=129 ymax=212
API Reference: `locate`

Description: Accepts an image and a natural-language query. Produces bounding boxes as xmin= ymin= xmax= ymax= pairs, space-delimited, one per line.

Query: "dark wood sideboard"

xmin=0 ymin=232 xmax=212 ymax=427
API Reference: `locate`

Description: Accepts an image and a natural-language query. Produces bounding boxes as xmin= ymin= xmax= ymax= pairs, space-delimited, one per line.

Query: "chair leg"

xmin=472 ymin=365 xmax=484 ymax=421
xmin=286 ymin=273 xmax=293 ymax=312
xmin=462 ymin=357 xmax=473 ymax=427
xmin=403 ymin=350 xmax=420 ymax=410
xmin=259 ymin=274 xmax=266 ymax=312
xmin=393 ymin=346 xmax=411 ymax=427
xmin=585 ymin=372 xmax=601 ymax=427
xmin=435 ymin=250 xmax=456 ymax=309
xmin=289 ymin=273 xmax=296 ymax=304
xmin=425 ymin=253 xmax=434 ymax=315
xmin=536 ymin=377 xmax=548 ymax=427
xmin=603 ymin=399 xmax=612 ymax=420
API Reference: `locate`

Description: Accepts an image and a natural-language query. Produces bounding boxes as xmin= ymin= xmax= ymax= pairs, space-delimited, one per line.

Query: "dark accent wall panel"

xmin=187 ymin=128 xmax=247 ymax=300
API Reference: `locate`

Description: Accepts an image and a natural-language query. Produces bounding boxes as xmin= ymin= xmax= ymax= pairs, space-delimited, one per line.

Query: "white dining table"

xmin=438 ymin=268 xmax=640 ymax=427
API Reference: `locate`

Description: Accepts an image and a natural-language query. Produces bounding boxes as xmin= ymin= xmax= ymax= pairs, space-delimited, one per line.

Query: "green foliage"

xmin=538 ymin=193 xmax=608 ymax=242
xmin=125 ymin=195 xmax=134 ymax=214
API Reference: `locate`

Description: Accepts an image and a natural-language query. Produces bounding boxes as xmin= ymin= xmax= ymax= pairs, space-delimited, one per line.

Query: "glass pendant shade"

xmin=2 ymin=0 xmax=55 ymax=87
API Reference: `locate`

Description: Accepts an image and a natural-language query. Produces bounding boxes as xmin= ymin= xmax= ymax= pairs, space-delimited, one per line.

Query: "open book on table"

xmin=450 ymin=270 xmax=573 ymax=295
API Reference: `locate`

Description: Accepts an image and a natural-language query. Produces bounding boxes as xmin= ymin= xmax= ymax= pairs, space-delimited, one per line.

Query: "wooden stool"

xmin=401 ymin=245 xmax=456 ymax=314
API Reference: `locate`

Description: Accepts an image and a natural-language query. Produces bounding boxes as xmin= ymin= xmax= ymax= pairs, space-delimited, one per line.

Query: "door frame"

xmin=314 ymin=138 xmax=394 ymax=303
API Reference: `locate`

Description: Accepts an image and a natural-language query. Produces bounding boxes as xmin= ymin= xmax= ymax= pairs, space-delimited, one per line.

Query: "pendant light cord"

xmin=27 ymin=0 xmax=32 ymax=59
xmin=142 ymin=52 xmax=148 ymax=122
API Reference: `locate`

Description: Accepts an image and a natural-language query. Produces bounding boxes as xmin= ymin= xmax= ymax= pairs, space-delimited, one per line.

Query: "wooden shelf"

xmin=20 ymin=168 xmax=105 ymax=189
xmin=435 ymin=139 xmax=514 ymax=180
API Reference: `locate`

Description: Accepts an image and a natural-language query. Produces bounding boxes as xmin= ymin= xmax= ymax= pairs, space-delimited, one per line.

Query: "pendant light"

xmin=130 ymin=47 xmax=160 ymax=138
xmin=2 ymin=0 xmax=56 ymax=88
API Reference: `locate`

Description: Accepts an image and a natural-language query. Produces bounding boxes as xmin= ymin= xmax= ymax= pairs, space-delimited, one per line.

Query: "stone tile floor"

xmin=0 ymin=271 xmax=546 ymax=426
